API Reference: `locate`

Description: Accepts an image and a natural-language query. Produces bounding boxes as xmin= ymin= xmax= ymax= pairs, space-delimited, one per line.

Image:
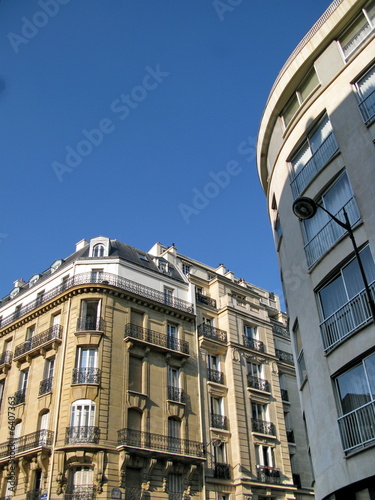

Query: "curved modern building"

xmin=257 ymin=1 xmax=375 ymax=499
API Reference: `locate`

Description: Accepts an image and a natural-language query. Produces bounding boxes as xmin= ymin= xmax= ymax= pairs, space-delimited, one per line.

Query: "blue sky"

xmin=0 ymin=0 xmax=330 ymax=305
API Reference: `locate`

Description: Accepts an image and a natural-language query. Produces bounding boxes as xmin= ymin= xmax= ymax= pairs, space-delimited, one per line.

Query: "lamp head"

xmin=292 ymin=197 xmax=317 ymax=220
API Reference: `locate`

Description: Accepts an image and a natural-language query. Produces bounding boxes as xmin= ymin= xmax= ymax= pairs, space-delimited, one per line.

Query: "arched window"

xmin=68 ymin=400 xmax=96 ymax=444
xmin=67 ymin=466 xmax=95 ymax=498
xmin=93 ymin=244 xmax=105 ymax=257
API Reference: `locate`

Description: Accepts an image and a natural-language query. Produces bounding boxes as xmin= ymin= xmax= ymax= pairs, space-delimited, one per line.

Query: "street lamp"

xmin=292 ymin=196 xmax=375 ymax=321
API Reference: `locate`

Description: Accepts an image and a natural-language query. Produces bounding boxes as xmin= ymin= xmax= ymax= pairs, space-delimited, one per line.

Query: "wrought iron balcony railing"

xmin=275 ymin=349 xmax=294 ymax=365
xmin=39 ymin=376 xmax=53 ymax=396
xmin=26 ymin=490 xmax=43 ymax=500
xmin=76 ymin=317 xmax=104 ymax=332
xmin=196 ymin=293 xmax=216 ymax=308
xmin=338 ymin=400 xmax=375 ymax=453
xmin=257 ymin=466 xmax=281 ymax=484
xmin=214 ymin=462 xmax=231 ymax=479
xmin=287 ymin=429 xmax=295 ymax=443
xmin=14 ymin=325 xmax=63 ymax=359
xmin=125 ymin=324 xmax=189 ymax=355
xmin=64 ymin=486 xmax=96 ymax=500
xmin=271 ymin=323 xmax=289 ymax=337
xmin=0 ymin=272 xmax=194 ymax=329
xmin=125 ymin=488 xmax=143 ymax=500
xmin=247 ymin=375 xmax=271 ymax=393
xmin=118 ymin=428 xmax=204 ymax=457
xmin=72 ymin=368 xmax=101 ymax=385
xmin=208 ymin=368 xmax=224 ymax=384
xmin=210 ymin=413 xmax=228 ymax=430
xmin=290 ymin=131 xmax=339 ymax=198
xmin=320 ymin=281 xmax=375 ymax=352
xmin=167 ymin=386 xmax=186 ymax=403
xmin=252 ymin=418 xmax=276 ymax=436
xmin=281 ymin=389 xmax=289 ymax=401
xmin=14 ymin=388 xmax=27 ymax=405
xmin=198 ymin=323 xmax=227 ymax=343
xmin=0 ymin=350 xmax=12 ymax=367
xmin=0 ymin=429 xmax=54 ymax=458
xmin=168 ymin=494 xmax=191 ymax=500
xmin=65 ymin=426 xmax=100 ymax=445
xmin=243 ymin=336 xmax=265 ymax=353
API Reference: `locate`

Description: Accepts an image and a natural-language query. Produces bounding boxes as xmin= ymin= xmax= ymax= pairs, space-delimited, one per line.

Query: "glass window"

xmin=339 ymin=0 xmax=375 ymax=59
xmin=282 ymin=67 xmax=319 ymax=126
xmin=93 ymin=244 xmax=105 ymax=257
xmin=355 ymin=64 xmax=375 ymax=124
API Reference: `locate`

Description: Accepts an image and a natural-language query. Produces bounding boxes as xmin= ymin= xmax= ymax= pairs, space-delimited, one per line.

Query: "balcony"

xmin=0 ymin=351 xmax=12 ymax=368
xmin=196 ymin=293 xmax=216 ymax=308
xmin=39 ymin=376 xmax=53 ymax=396
xmin=72 ymin=368 xmax=101 ymax=385
xmin=320 ymin=281 xmax=375 ymax=352
xmin=198 ymin=324 xmax=227 ymax=343
xmin=275 ymin=349 xmax=294 ymax=365
xmin=247 ymin=375 xmax=271 ymax=393
xmin=214 ymin=462 xmax=231 ymax=479
xmin=338 ymin=400 xmax=375 ymax=453
xmin=252 ymin=418 xmax=276 ymax=436
xmin=272 ymin=323 xmax=289 ymax=337
xmin=208 ymin=368 xmax=224 ymax=384
xmin=257 ymin=466 xmax=281 ymax=484
xmin=168 ymin=386 xmax=186 ymax=403
xmin=0 ymin=430 xmax=54 ymax=458
xmin=118 ymin=428 xmax=204 ymax=458
xmin=0 ymin=272 xmax=194 ymax=330
xmin=64 ymin=486 xmax=96 ymax=500
xmin=286 ymin=429 xmax=295 ymax=443
xmin=14 ymin=324 xmax=63 ymax=360
xmin=125 ymin=323 xmax=189 ymax=356
xmin=359 ymin=88 xmax=375 ymax=125
xmin=65 ymin=426 xmax=100 ymax=445
xmin=243 ymin=336 xmax=265 ymax=353
xmin=125 ymin=488 xmax=143 ymax=500
xmin=76 ymin=317 xmax=104 ymax=332
xmin=210 ymin=413 xmax=228 ymax=430
xmin=304 ymin=197 xmax=360 ymax=268
xmin=290 ymin=131 xmax=339 ymax=198
xmin=14 ymin=388 xmax=26 ymax=405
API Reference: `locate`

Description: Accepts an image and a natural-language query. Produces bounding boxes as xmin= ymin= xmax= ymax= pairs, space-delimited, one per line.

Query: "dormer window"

xmin=29 ymin=274 xmax=41 ymax=286
xmin=50 ymin=259 xmax=63 ymax=273
xmin=93 ymin=244 xmax=105 ymax=258
xmin=10 ymin=287 xmax=20 ymax=299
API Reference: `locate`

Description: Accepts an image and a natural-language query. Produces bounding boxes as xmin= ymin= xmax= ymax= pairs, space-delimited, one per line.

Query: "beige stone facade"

xmin=257 ymin=1 xmax=375 ymax=499
xmin=0 ymin=237 xmax=313 ymax=500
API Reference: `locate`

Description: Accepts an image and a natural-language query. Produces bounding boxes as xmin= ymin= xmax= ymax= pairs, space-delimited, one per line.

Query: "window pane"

xmin=337 ymin=363 xmax=370 ymax=414
xmin=283 ymin=94 xmax=299 ymax=126
xmin=342 ymin=246 xmax=375 ymax=299
xmin=299 ymin=68 xmax=319 ymax=102
xmin=319 ymin=274 xmax=347 ymax=318
xmin=309 ymin=115 xmax=331 ymax=153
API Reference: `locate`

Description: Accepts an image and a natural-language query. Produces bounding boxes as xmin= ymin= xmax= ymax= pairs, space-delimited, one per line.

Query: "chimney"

xmin=76 ymin=239 xmax=89 ymax=252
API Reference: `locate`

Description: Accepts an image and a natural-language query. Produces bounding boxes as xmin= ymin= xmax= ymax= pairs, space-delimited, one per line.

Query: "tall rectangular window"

xmin=79 ymin=300 xmax=101 ymax=330
xmin=128 ymin=356 xmax=142 ymax=393
xmin=354 ymin=63 xmax=375 ymax=124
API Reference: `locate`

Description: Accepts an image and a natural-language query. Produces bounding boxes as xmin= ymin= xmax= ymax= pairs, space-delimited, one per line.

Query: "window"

xmin=16 ymin=369 xmax=28 ymax=404
xmin=338 ymin=0 xmax=375 ymax=59
xmin=293 ymin=323 xmax=307 ymax=386
xmin=69 ymin=400 xmax=96 ymax=443
xmin=67 ymin=466 xmax=94 ymax=498
xmin=50 ymin=259 xmax=63 ymax=273
xmin=79 ymin=299 xmax=101 ymax=331
xmin=168 ymin=473 xmax=183 ymax=496
xmin=168 ymin=418 xmax=181 ymax=452
xmin=25 ymin=325 xmax=35 ymax=349
xmin=208 ymin=355 xmax=223 ymax=384
xmin=302 ymin=172 xmax=360 ymax=267
xmin=290 ymin=114 xmax=339 ymax=197
xmin=167 ymin=323 xmax=177 ymax=349
xmin=35 ymin=290 xmax=45 ymax=307
xmin=39 ymin=411 xmax=50 ymax=445
xmin=203 ymin=317 xmax=213 ymax=326
xmin=256 ymin=445 xmax=274 ymax=467
xmin=318 ymin=245 xmax=375 ymax=351
xmin=211 ymin=397 xmax=227 ymax=429
xmin=214 ymin=442 xmax=226 ymax=464
xmin=164 ymin=287 xmax=173 ymax=305
xmin=91 ymin=269 xmax=103 ymax=283
xmin=354 ymin=63 xmax=375 ymax=124
xmin=244 ymin=325 xmax=257 ymax=339
xmin=40 ymin=357 xmax=55 ymax=395
xmin=251 ymin=402 xmax=267 ymax=421
xmin=92 ymin=244 xmax=105 ymax=257
xmin=281 ymin=67 xmax=319 ymax=126
xmin=127 ymin=409 xmax=142 ymax=446
xmin=138 ymin=253 xmax=148 ymax=261
xmin=274 ymin=215 xmax=283 ymax=248
xmin=248 ymin=362 xmax=262 ymax=378
xmin=182 ymin=263 xmax=191 ymax=275
xmin=128 ymin=356 xmax=142 ymax=393
xmin=0 ymin=380 xmax=5 ymax=408
xmin=336 ymin=352 xmax=375 ymax=452
xmin=74 ymin=348 xmax=98 ymax=384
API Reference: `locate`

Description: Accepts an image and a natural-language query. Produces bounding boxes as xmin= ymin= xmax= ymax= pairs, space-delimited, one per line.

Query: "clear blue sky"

xmin=0 ymin=0 xmax=330 ymax=305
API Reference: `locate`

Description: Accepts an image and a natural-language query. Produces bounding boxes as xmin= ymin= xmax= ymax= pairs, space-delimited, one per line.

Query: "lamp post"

xmin=292 ymin=196 xmax=375 ymax=321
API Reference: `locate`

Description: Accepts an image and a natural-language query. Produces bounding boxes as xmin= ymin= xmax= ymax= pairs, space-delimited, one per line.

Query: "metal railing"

xmin=214 ymin=462 xmax=230 ymax=479
xmin=14 ymin=324 xmax=63 ymax=359
xmin=304 ymin=197 xmax=360 ymax=267
xmin=243 ymin=336 xmax=265 ymax=353
xmin=125 ymin=324 xmax=189 ymax=355
xmin=275 ymin=349 xmax=294 ymax=365
xmin=167 ymin=386 xmax=186 ymax=403
xmin=64 ymin=486 xmax=96 ymax=500
xmin=14 ymin=388 xmax=27 ymax=405
xmin=0 ymin=272 xmax=194 ymax=329
xmin=0 ymin=430 xmax=54 ymax=458
xmin=290 ymin=132 xmax=339 ymax=198
xmin=320 ymin=281 xmax=375 ymax=352
xmin=26 ymin=490 xmax=43 ymax=500
xmin=39 ymin=376 xmax=53 ymax=396
xmin=0 ymin=351 xmax=13 ymax=366
xmin=118 ymin=428 xmax=204 ymax=457
xmin=65 ymin=426 xmax=100 ymax=444
xmin=168 ymin=494 xmax=190 ymax=500
xmin=210 ymin=413 xmax=228 ymax=430
xmin=358 ymin=88 xmax=375 ymax=125
xmin=72 ymin=368 xmax=101 ymax=385
xmin=272 ymin=323 xmax=290 ymax=337
xmin=76 ymin=317 xmax=104 ymax=332
xmin=257 ymin=466 xmax=281 ymax=484
xmin=252 ymin=418 xmax=276 ymax=436
xmin=247 ymin=375 xmax=271 ymax=392
xmin=196 ymin=293 xmax=216 ymax=308
xmin=338 ymin=400 xmax=375 ymax=453
xmin=208 ymin=368 xmax=224 ymax=384
xmin=198 ymin=324 xmax=227 ymax=342
xmin=125 ymin=488 xmax=143 ymax=500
